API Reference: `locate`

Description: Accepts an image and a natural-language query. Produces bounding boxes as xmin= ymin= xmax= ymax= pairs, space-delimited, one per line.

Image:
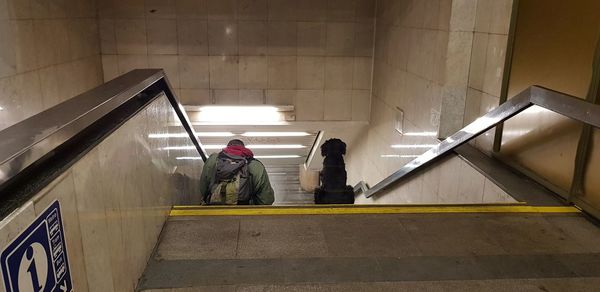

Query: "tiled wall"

xmin=465 ymin=0 xmax=513 ymax=153
xmin=98 ymin=0 xmax=376 ymax=121
xmin=0 ymin=0 xmax=103 ymax=132
xmin=346 ymin=0 xmax=516 ymax=204
xmin=0 ymin=95 xmax=201 ymax=292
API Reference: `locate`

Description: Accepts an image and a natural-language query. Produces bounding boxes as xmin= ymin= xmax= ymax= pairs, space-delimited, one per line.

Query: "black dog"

xmin=314 ymin=138 xmax=355 ymax=204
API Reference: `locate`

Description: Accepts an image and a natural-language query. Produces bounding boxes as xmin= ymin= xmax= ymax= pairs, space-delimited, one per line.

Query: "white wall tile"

xmin=297 ymin=56 xmax=324 ymax=89
xmin=297 ymin=0 xmax=327 ymax=22
xmin=177 ymin=19 xmax=208 ymax=55
xmin=266 ymin=89 xmax=295 ymax=105
xmin=209 ymin=55 xmax=239 ymax=89
xmin=239 ymin=56 xmax=268 ymax=89
xmin=146 ymin=0 xmax=177 ymax=19
xmin=147 ymin=19 xmax=178 ymax=54
xmin=179 ymin=55 xmax=209 ymax=88
xmin=296 ymin=89 xmax=323 ymax=120
xmin=14 ymin=20 xmax=37 ymax=73
xmin=324 ymin=90 xmax=352 ymax=120
xmin=268 ymin=0 xmax=297 ymax=21
xmin=268 ymin=21 xmax=297 ymax=56
xmin=327 ymin=0 xmax=355 ymax=22
xmin=214 ymin=89 xmax=240 ymax=104
xmin=102 ymin=54 xmax=119 ymax=81
xmin=115 ymin=19 xmax=147 ymax=54
xmin=117 ymin=54 xmax=148 ymax=74
xmin=297 ymin=22 xmax=327 ymax=56
xmin=352 ymin=90 xmax=370 ymax=121
xmin=482 ymin=34 xmax=507 ymax=97
xmin=100 ymin=0 xmax=377 ymax=123
xmin=326 ymin=22 xmax=355 ymax=56
xmin=99 ymin=19 xmax=117 ymax=54
xmin=175 ymin=0 xmax=207 ymax=19
xmin=238 ymin=21 xmax=267 ymax=55
xmin=0 ymin=20 xmax=16 ymax=78
xmin=208 ymin=20 xmax=238 ymax=55
xmin=353 ymin=57 xmax=372 ymax=89
xmin=207 ymin=0 xmax=237 ymax=20
xmin=325 ymin=57 xmax=354 ymax=89
xmin=240 ymin=89 xmax=265 ymax=104
xmin=238 ymin=0 xmax=267 ymax=20
xmin=180 ymin=88 xmax=210 ymax=104
xmin=268 ymin=56 xmax=296 ymax=89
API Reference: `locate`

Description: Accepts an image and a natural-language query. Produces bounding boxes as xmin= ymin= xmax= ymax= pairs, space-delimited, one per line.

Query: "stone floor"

xmin=138 ymin=213 xmax=600 ymax=291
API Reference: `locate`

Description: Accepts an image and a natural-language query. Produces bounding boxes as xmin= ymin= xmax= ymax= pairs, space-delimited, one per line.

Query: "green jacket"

xmin=199 ymin=153 xmax=275 ymax=205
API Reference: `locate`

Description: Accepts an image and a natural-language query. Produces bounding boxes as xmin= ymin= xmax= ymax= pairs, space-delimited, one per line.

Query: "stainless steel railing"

xmin=0 ymin=69 xmax=208 ymax=188
xmin=362 ymin=86 xmax=600 ymax=198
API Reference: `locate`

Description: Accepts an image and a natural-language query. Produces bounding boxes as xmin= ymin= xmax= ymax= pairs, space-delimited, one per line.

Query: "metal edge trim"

xmin=0 ymin=69 xmax=208 ymax=189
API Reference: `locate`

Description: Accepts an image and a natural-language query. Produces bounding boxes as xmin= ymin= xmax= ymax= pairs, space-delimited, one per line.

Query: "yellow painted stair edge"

xmin=169 ymin=205 xmax=580 ymax=216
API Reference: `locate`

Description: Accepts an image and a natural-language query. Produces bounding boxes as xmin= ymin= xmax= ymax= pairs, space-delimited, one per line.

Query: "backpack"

xmin=206 ymin=152 xmax=253 ymax=205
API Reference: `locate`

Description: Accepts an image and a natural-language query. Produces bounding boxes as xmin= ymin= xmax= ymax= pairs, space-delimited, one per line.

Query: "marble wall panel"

xmin=346 ymin=0 xmax=516 ymax=204
xmin=98 ymin=0 xmax=376 ymax=121
xmin=0 ymin=0 xmax=103 ymax=132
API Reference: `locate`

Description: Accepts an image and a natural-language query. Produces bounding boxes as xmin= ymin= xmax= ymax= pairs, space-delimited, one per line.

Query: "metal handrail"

xmin=364 ymin=86 xmax=600 ymax=198
xmin=0 ymin=69 xmax=208 ymax=188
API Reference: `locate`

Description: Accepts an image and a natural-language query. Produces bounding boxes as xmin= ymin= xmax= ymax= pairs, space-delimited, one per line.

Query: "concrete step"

xmin=138 ymin=209 xmax=600 ymax=291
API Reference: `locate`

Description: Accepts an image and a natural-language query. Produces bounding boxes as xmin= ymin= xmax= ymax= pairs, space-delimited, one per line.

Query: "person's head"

xmin=227 ymin=139 xmax=245 ymax=147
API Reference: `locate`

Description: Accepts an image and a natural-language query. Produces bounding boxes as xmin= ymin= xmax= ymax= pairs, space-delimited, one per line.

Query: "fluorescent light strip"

xmin=380 ymin=154 xmax=420 ymax=158
xmin=248 ymin=144 xmax=306 ymax=149
xmin=164 ymin=146 xmax=197 ymax=150
xmin=242 ymin=132 xmax=311 ymax=137
xmin=176 ymin=155 xmax=302 ymax=160
xmin=195 ymin=106 xmax=283 ymax=124
xmin=254 ymin=155 xmax=302 ymax=159
xmin=391 ymin=144 xmax=438 ymax=149
xmin=176 ymin=157 xmax=203 ymax=160
xmin=197 ymin=132 xmax=236 ymax=137
xmin=402 ymin=132 xmax=438 ymax=137
xmin=151 ymin=132 xmax=312 ymax=138
xmin=164 ymin=144 xmax=307 ymax=150
xmin=149 ymin=132 xmax=235 ymax=138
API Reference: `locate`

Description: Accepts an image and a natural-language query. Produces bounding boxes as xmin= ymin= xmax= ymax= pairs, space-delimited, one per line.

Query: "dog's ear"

xmin=320 ymin=140 xmax=329 ymax=157
xmin=332 ymin=139 xmax=346 ymax=155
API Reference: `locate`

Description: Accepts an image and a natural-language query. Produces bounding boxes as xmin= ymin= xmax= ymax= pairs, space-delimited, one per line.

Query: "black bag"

xmin=206 ymin=152 xmax=253 ymax=205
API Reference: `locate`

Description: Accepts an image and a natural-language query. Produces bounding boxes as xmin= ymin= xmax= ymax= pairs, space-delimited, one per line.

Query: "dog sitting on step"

xmin=314 ymin=138 xmax=355 ymax=204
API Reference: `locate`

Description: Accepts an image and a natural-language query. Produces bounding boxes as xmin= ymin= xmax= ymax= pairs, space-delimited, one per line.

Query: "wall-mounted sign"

xmin=1 ymin=200 xmax=72 ymax=292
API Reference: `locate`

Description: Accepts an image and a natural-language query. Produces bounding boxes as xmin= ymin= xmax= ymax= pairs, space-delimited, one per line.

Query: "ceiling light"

xmin=242 ymin=132 xmax=311 ymax=137
xmin=254 ymin=155 xmax=302 ymax=159
xmin=149 ymin=132 xmax=235 ymax=138
xmin=380 ymin=154 xmax=420 ymax=158
xmin=164 ymin=144 xmax=306 ymax=150
xmin=391 ymin=144 xmax=438 ymax=149
xmin=196 ymin=132 xmax=236 ymax=137
xmin=403 ymin=132 xmax=437 ymax=137
xmin=177 ymin=155 xmax=303 ymax=160
xmin=164 ymin=146 xmax=196 ymax=150
xmin=176 ymin=156 xmax=203 ymax=160
xmin=190 ymin=106 xmax=290 ymax=125
xmin=247 ymin=144 xmax=306 ymax=149
xmin=165 ymin=145 xmax=226 ymax=150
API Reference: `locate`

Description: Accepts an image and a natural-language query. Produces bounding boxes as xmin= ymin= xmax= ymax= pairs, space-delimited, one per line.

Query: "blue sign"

xmin=1 ymin=200 xmax=72 ymax=292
